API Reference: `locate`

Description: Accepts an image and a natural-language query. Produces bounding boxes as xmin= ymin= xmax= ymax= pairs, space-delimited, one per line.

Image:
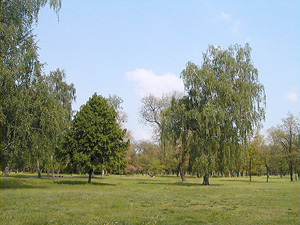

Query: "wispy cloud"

xmin=285 ymin=87 xmax=299 ymax=103
xmin=218 ymin=12 xmax=242 ymax=36
xmin=220 ymin=12 xmax=231 ymax=21
xmin=125 ymin=69 xmax=184 ymax=97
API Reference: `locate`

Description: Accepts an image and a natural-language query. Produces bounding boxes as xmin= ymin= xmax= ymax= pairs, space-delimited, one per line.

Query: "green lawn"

xmin=1 ymin=174 xmax=299 ymax=224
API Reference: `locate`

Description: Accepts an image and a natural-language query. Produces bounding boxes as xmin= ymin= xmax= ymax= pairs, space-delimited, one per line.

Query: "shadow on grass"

xmin=138 ymin=181 xmax=223 ymax=187
xmin=0 ymin=179 xmax=46 ymax=190
xmin=3 ymin=174 xmax=39 ymax=179
xmin=54 ymin=180 xmax=116 ymax=186
xmin=219 ymin=179 xmax=266 ymax=183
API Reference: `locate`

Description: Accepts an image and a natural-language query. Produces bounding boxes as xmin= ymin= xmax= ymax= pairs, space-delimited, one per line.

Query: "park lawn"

xmin=0 ymin=174 xmax=299 ymax=225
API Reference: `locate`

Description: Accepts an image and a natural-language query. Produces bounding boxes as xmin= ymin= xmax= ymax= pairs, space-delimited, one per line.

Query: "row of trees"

xmin=1 ymin=1 xmax=299 ymax=185
xmin=125 ymin=112 xmax=300 ymax=183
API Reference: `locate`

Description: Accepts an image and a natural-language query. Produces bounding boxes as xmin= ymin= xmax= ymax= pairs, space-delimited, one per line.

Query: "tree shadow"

xmin=219 ymin=179 xmax=266 ymax=183
xmin=172 ymin=182 xmax=222 ymax=187
xmin=0 ymin=179 xmax=46 ymax=190
xmin=4 ymin=174 xmax=39 ymax=179
xmin=138 ymin=181 xmax=223 ymax=187
xmin=54 ymin=180 xmax=116 ymax=186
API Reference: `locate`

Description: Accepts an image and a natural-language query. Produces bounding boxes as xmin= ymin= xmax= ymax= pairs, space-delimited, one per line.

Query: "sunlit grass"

xmin=1 ymin=174 xmax=299 ymax=224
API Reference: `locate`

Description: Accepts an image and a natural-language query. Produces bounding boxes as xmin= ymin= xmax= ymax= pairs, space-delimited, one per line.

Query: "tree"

xmin=247 ymin=133 xmax=265 ymax=181
xmin=258 ymin=143 xmax=272 ymax=182
xmin=107 ymin=94 xmax=128 ymax=126
xmin=178 ymin=44 xmax=266 ymax=185
xmin=162 ymin=96 xmax=190 ymax=181
xmin=0 ymin=0 xmax=63 ymax=175
xmin=63 ymin=93 xmax=129 ymax=183
xmin=268 ymin=112 xmax=300 ymax=181
xmin=139 ymin=92 xmax=183 ymax=174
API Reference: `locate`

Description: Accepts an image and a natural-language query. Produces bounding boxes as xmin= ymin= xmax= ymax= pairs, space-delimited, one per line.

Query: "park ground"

xmin=1 ymin=174 xmax=299 ymax=224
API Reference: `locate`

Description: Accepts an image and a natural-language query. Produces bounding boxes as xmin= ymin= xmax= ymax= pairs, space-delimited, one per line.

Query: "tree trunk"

xmin=179 ymin=165 xmax=186 ymax=182
xmin=202 ymin=174 xmax=209 ymax=185
xmin=52 ymin=169 xmax=55 ymax=179
xmin=266 ymin=165 xmax=269 ymax=183
xmin=88 ymin=169 xmax=93 ymax=183
xmin=56 ymin=166 xmax=60 ymax=176
xmin=101 ymin=169 xmax=105 ymax=179
xmin=4 ymin=165 xmax=9 ymax=177
xmin=289 ymin=164 xmax=293 ymax=181
xmin=249 ymin=158 xmax=252 ymax=182
xmin=37 ymin=159 xmax=41 ymax=178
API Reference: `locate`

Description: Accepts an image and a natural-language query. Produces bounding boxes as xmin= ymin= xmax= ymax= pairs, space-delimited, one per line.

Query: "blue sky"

xmin=35 ymin=0 xmax=300 ymax=141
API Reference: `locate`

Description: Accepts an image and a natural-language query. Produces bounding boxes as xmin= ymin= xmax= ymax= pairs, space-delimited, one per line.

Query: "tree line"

xmin=1 ymin=0 xmax=299 ymax=184
xmin=128 ymin=108 xmax=299 ymax=184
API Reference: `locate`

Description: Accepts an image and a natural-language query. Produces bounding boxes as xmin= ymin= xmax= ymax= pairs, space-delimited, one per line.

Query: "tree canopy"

xmin=63 ymin=93 xmax=129 ymax=183
xmin=162 ymin=44 xmax=266 ymax=184
xmin=0 ymin=0 xmax=76 ymax=177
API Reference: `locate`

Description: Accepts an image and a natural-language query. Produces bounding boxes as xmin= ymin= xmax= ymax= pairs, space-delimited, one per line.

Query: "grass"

xmin=1 ymin=174 xmax=299 ymax=224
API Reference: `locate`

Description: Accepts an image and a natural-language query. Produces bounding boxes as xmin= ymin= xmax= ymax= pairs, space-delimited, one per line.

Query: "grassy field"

xmin=1 ymin=174 xmax=299 ymax=224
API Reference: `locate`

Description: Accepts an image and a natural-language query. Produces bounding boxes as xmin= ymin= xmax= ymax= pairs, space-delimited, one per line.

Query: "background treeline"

xmin=1 ymin=0 xmax=299 ymax=184
xmin=125 ymin=111 xmax=300 ymax=183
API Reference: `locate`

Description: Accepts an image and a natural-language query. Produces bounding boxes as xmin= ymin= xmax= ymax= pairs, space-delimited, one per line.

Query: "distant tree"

xmin=268 ymin=112 xmax=300 ymax=181
xmin=139 ymin=92 xmax=183 ymax=174
xmin=107 ymin=94 xmax=128 ymax=126
xmin=246 ymin=133 xmax=265 ymax=181
xmin=258 ymin=143 xmax=272 ymax=182
xmin=266 ymin=141 xmax=288 ymax=178
xmin=63 ymin=93 xmax=129 ymax=183
xmin=140 ymin=94 xmax=169 ymax=139
xmin=133 ymin=141 xmax=162 ymax=175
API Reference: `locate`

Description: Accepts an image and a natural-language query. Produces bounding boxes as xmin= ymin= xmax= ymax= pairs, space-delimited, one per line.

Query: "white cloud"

xmin=125 ymin=68 xmax=184 ymax=97
xmin=285 ymin=87 xmax=299 ymax=103
xmin=218 ymin=12 xmax=242 ymax=36
xmin=220 ymin=12 xmax=231 ymax=21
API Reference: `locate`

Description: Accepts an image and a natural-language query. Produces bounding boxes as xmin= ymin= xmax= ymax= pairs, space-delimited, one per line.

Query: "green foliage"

xmin=162 ymin=96 xmax=191 ymax=181
xmin=268 ymin=112 xmax=300 ymax=181
xmin=161 ymin=44 xmax=266 ymax=183
xmin=193 ymin=154 xmax=215 ymax=176
xmin=0 ymin=0 xmax=73 ymax=175
xmin=63 ymin=93 xmax=129 ymax=180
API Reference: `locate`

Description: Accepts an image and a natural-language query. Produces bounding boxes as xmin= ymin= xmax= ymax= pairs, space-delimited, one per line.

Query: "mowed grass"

xmin=1 ymin=174 xmax=299 ymax=224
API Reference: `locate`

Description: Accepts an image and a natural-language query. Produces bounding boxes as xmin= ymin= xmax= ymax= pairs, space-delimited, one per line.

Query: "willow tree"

xmin=0 ymin=0 xmax=64 ymax=175
xmin=181 ymin=44 xmax=266 ymax=185
xmin=162 ymin=96 xmax=191 ymax=181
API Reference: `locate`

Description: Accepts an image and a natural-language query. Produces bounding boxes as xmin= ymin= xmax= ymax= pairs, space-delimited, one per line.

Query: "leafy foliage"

xmin=63 ymin=93 xmax=129 ymax=182
xmin=0 ymin=0 xmax=75 ymax=176
xmin=161 ymin=44 xmax=266 ymax=184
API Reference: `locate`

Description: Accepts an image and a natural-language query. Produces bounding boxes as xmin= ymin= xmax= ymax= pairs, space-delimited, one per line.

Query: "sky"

xmin=35 ymin=0 xmax=300 ymax=141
